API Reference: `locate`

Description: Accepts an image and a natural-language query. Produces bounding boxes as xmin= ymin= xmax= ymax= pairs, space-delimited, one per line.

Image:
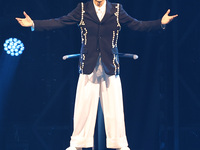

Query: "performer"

xmin=16 ymin=0 xmax=178 ymax=150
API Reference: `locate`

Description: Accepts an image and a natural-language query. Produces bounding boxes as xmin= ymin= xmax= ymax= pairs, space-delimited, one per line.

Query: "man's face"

xmin=93 ymin=0 xmax=105 ymax=6
xmin=94 ymin=0 xmax=105 ymax=3
xmin=95 ymin=0 xmax=104 ymax=2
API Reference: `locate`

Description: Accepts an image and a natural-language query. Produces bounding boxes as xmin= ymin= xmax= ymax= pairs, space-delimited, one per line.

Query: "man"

xmin=16 ymin=0 xmax=178 ymax=150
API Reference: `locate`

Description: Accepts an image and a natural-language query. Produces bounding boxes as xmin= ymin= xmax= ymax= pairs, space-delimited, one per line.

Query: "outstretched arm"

xmin=15 ymin=3 xmax=81 ymax=31
xmin=161 ymin=9 xmax=178 ymax=25
xmin=119 ymin=4 xmax=178 ymax=32
xmin=16 ymin=11 xmax=34 ymax=27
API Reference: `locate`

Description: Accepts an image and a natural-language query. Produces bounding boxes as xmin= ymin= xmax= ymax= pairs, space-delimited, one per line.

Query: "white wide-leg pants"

xmin=70 ymin=58 xmax=128 ymax=149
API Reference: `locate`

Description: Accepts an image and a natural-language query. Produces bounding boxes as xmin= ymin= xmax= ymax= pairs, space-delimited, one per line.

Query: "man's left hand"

xmin=161 ymin=9 xmax=178 ymax=25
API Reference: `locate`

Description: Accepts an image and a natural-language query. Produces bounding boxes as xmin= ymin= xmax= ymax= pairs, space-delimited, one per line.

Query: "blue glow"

xmin=3 ymin=38 xmax=25 ymax=56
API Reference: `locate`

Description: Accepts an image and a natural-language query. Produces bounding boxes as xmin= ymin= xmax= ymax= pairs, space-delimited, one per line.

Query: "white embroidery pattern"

xmin=79 ymin=2 xmax=87 ymax=73
xmin=112 ymin=3 xmax=121 ymax=75
xmin=112 ymin=30 xmax=120 ymax=48
xmin=80 ymin=27 xmax=84 ymax=44
xmin=114 ymin=4 xmax=121 ymax=28
xmin=83 ymin=28 xmax=88 ymax=45
xmin=112 ymin=31 xmax=116 ymax=48
xmin=80 ymin=54 xmax=85 ymax=74
xmin=79 ymin=3 xmax=88 ymax=46
xmin=113 ymin=53 xmax=120 ymax=75
xmin=79 ymin=2 xmax=85 ymax=26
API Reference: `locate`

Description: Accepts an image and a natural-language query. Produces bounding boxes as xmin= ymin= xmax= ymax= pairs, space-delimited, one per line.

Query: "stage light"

xmin=3 ymin=38 xmax=25 ymax=56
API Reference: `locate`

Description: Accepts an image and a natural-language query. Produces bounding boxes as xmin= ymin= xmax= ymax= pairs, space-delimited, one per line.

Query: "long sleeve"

xmin=119 ymin=4 xmax=161 ymax=32
xmin=33 ymin=3 xmax=81 ymax=31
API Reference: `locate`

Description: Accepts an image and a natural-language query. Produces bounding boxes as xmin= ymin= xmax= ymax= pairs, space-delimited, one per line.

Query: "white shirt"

xmin=93 ymin=1 xmax=107 ymax=21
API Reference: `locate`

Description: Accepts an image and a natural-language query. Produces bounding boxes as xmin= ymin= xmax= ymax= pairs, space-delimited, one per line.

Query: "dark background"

xmin=0 ymin=0 xmax=200 ymax=150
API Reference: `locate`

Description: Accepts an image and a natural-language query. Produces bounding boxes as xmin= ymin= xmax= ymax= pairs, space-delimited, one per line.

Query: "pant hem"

xmin=106 ymin=136 xmax=128 ymax=148
xmin=70 ymin=136 xmax=93 ymax=148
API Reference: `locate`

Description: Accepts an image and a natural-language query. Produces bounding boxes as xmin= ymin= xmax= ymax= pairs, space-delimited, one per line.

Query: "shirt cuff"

xmin=161 ymin=24 xmax=166 ymax=30
xmin=31 ymin=22 xmax=35 ymax=31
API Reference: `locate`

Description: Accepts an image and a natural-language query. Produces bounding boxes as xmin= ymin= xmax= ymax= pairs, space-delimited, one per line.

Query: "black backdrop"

xmin=0 ymin=0 xmax=200 ymax=150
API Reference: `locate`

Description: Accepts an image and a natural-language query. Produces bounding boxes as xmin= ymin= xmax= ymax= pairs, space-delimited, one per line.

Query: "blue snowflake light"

xmin=3 ymin=38 xmax=25 ymax=56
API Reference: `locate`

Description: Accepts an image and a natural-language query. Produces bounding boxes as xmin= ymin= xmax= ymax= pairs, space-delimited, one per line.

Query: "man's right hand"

xmin=16 ymin=11 xmax=34 ymax=27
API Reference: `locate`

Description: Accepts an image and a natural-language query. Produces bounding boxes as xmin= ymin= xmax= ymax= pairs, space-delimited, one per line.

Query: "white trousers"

xmin=70 ymin=57 xmax=128 ymax=149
